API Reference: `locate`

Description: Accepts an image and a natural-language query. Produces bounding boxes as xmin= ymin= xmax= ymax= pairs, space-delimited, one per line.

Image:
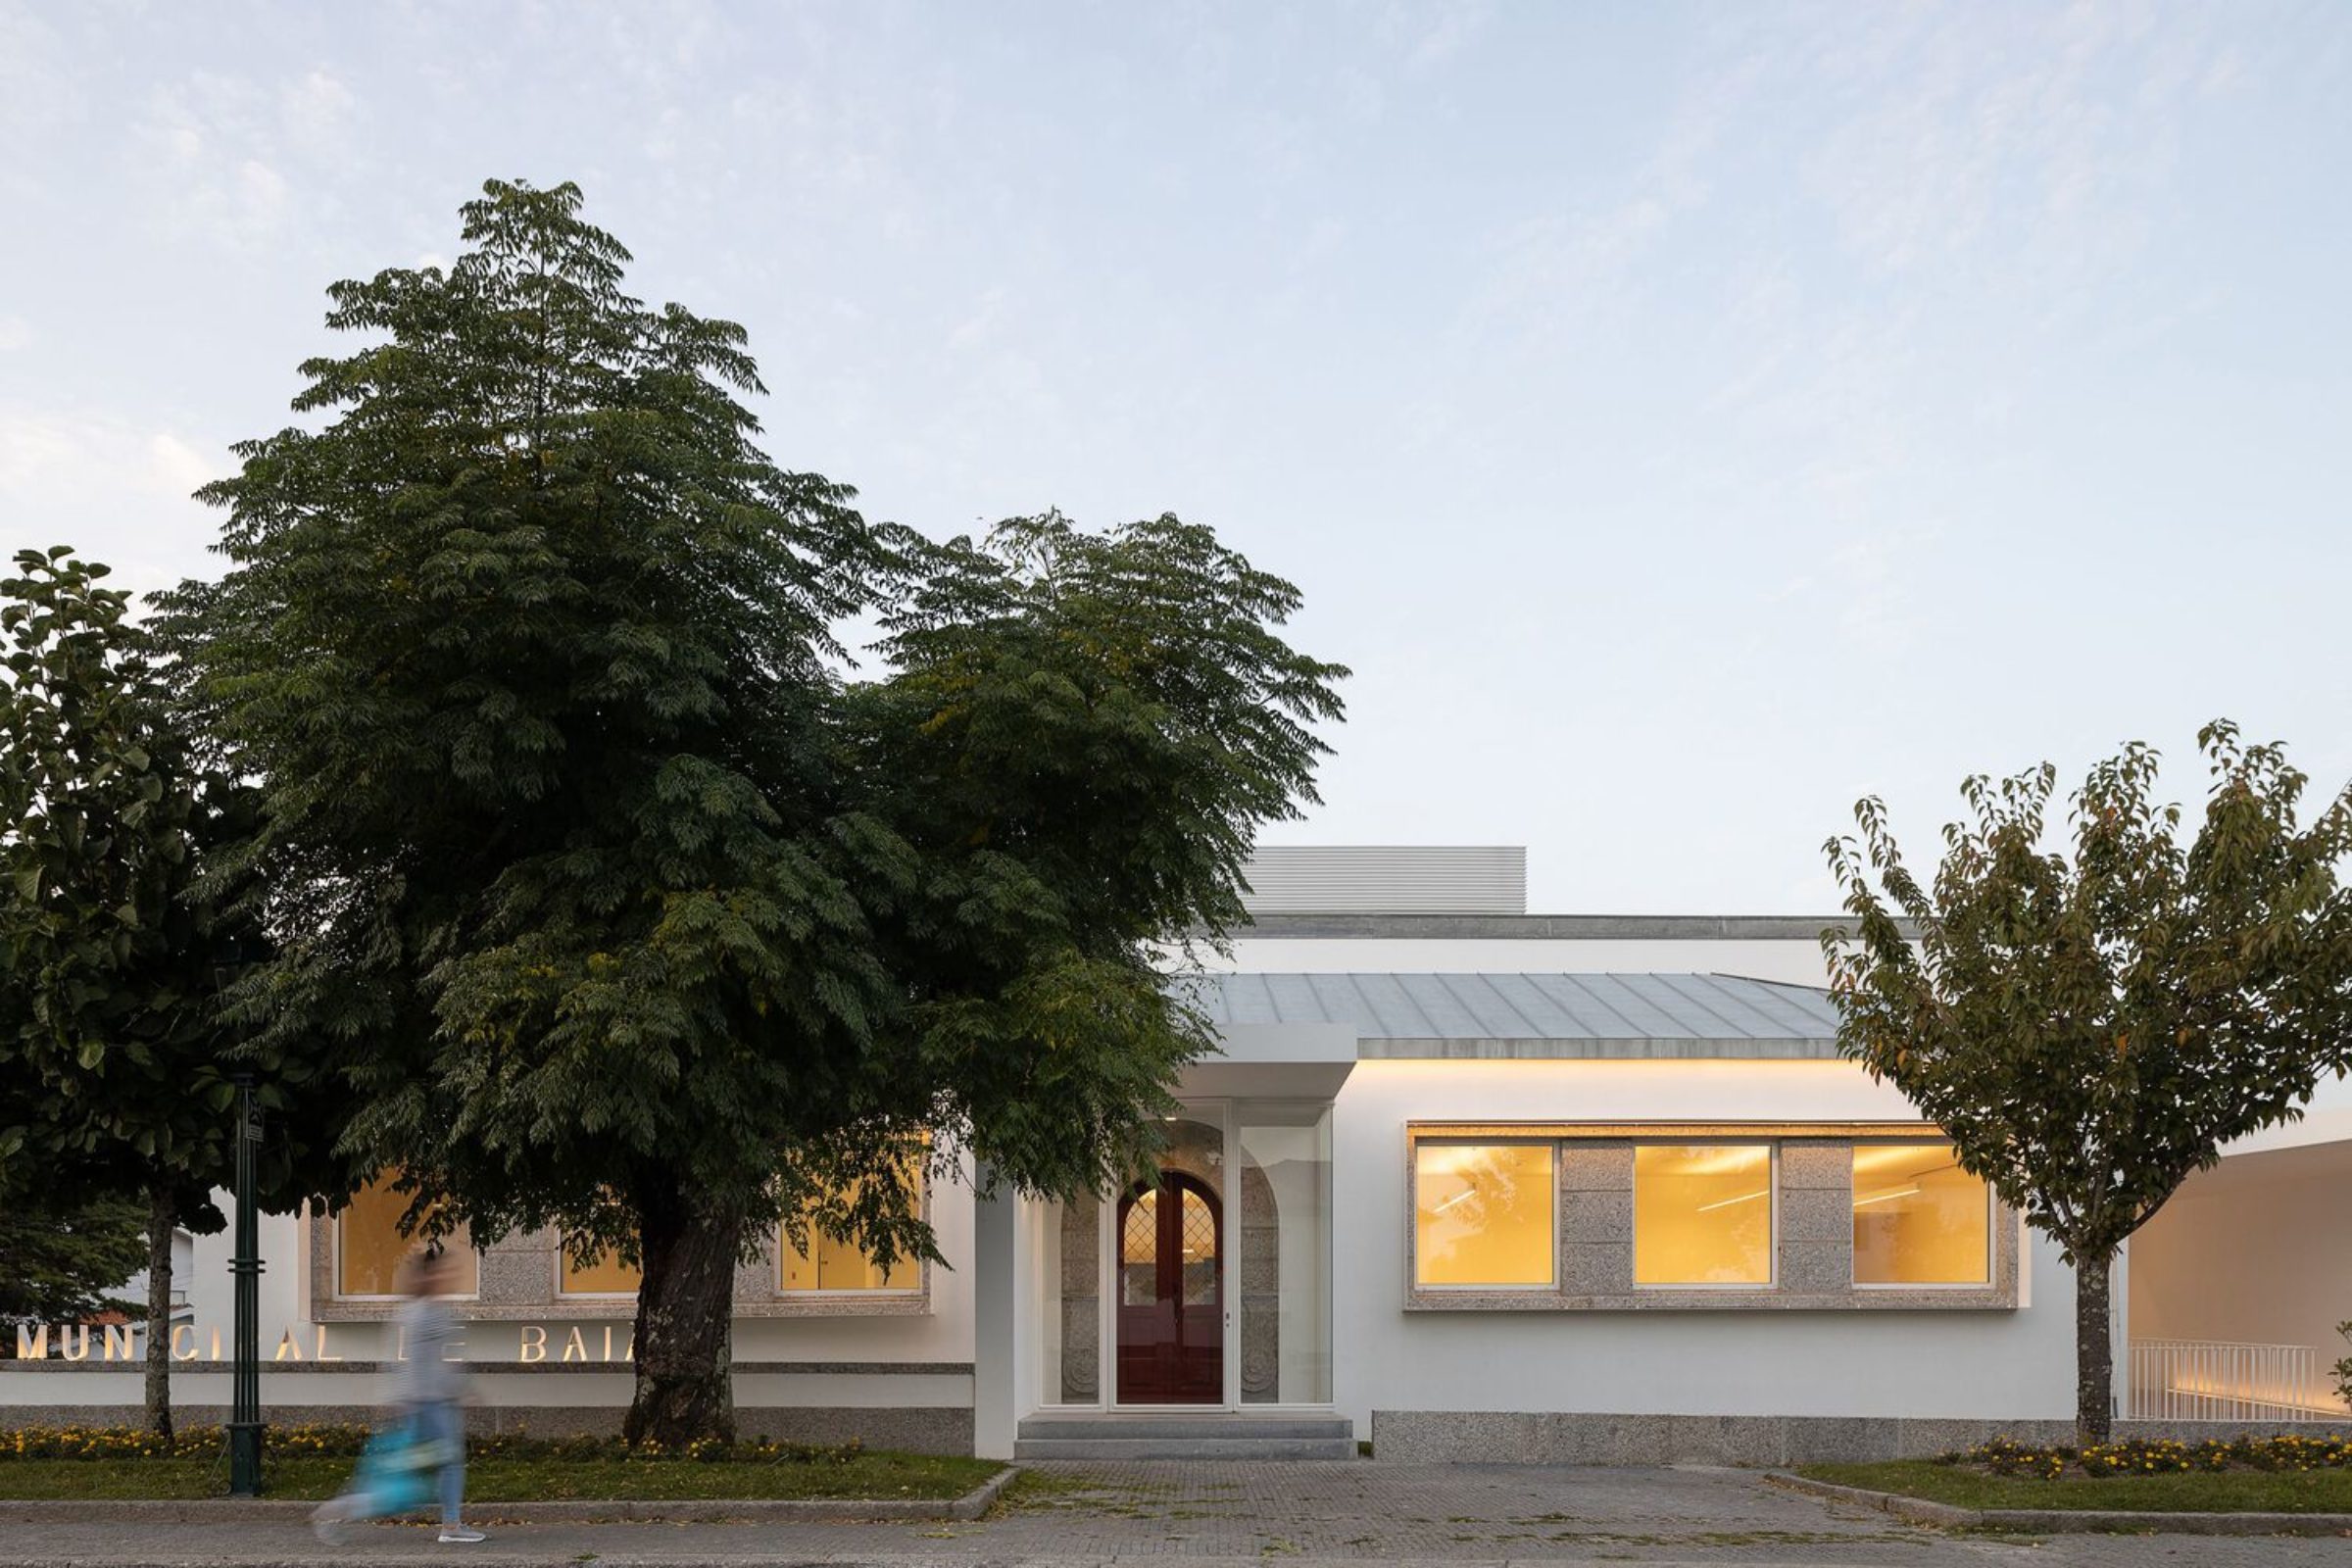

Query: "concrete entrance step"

xmin=1014 ymin=1412 xmax=1356 ymax=1460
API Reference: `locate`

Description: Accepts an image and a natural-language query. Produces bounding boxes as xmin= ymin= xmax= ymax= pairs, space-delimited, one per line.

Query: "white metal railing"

xmin=2127 ymin=1340 xmax=2346 ymax=1424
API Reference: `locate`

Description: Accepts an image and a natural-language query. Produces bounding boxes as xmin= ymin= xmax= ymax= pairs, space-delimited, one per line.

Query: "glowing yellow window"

xmin=559 ymin=1243 xmax=642 ymax=1296
xmin=781 ymin=1169 xmax=923 ymax=1294
xmin=1634 ymin=1145 xmax=1772 ymax=1286
xmin=1853 ymin=1144 xmax=1990 ymax=1285
xmin=337 ymin=1172 xmax=475 ymax=1298
xmin=1413 ymin=1143 xmax=1554 ymax=1287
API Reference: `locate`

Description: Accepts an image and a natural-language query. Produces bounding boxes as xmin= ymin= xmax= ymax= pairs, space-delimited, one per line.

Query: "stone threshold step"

xmin=1017 ymin=1417 xmax=1351 ymax=1441
xmin=1013 ymin=1437 xmax=1359 ymax=1460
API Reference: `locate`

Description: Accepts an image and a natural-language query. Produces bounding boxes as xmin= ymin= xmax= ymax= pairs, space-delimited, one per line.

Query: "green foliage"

xmin=173 ymin=178 xmax=1345 ymax=1442
xmin=853 ymin=510 xmax=1346 ymax=1217
xmin=1801 ymin=1455 xmax=2352 ymax=1513
xmin=0 ymin=552 xmax=278 ymax=1329
xmin=179 ymin=178 xmax=908 ymax=1264
xmin=0 ymin=1187 xmax=146 ymax=1339
xmin=1823 ymin=723 xmax=2352 ymax=1440
xmin=1824 ymin=723 xmax=2352 ymax=1263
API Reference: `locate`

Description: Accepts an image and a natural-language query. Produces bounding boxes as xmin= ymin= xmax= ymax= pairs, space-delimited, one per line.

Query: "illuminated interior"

xmin=559 ymin=1242 xmax=642 ymax=1295
xmin=1633 ymin=1144 xmax=1772 ymax=1286
xmin=1414 ymin=1142 xmax=1555 ymax=1287
xmin=781 ymin=1200 xmax=923 ymax=1294
xmin=1852 ymin=1143 xmax=1989 ymax=1285
xmin=336 ymin=1171 xmax=476 ymax=1297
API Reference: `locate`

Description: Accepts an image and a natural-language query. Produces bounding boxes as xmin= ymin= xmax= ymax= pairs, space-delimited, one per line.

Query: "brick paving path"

xmin=8 ymin=1460 xmax=2352 ymax=1565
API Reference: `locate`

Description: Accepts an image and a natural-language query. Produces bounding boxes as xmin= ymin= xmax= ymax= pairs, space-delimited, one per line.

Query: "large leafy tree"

xmin=183 ymin=179 xmax=1345 ymax=1445
xmin=0 ymin=550 xmax=297 ymax=1432
xmin=1823 ymin=724 xmax=2352 ymax=1444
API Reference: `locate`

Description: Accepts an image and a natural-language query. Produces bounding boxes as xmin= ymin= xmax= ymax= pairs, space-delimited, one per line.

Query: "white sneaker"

xmin=311 ymin=1496 xmax=353 ymax=1545
xmin=437 ymin=1525 xmax=488 ymax=1543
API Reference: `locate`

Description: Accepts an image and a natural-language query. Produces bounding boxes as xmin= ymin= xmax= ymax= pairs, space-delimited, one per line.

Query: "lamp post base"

xmin=227 ymin=1420 xmax=265 ymax=1496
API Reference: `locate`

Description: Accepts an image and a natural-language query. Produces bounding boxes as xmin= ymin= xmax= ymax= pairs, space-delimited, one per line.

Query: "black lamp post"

xmin=226 ymin=1070 xmax=264 ymax=1496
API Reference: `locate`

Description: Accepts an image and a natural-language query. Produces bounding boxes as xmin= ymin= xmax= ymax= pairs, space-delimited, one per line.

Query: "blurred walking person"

xmin=313 ymin=1249 xmax=484 ymax=1544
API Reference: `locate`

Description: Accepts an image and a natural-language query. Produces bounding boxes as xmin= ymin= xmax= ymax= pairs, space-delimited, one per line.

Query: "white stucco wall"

xmin=2128 ymin=1143 xmax=2352 ymax=1371
xmin=1325 ymin=1057 xmax=2080 ymax=1430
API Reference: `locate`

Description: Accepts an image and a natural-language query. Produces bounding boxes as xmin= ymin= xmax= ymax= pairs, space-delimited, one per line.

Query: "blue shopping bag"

xmin=343 ymin=1416 xmax=457 ymax=1518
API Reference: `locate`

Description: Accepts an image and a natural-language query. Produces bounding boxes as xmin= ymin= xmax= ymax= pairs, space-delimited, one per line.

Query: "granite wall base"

xmin=1371 ymin=1410 xmax=2352 ymax=1465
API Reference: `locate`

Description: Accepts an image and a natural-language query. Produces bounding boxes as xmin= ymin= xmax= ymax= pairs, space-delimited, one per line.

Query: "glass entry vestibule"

xmin=1044 ymin=1100 xmax=1333 ymax=1409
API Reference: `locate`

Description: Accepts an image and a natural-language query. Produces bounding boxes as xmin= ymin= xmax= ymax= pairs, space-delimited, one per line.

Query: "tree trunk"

xmin=622 ymin=1190 xmax=741 ymax=1448
xmin=143 ymin=1182 xmax=174 ymax=1440
xmin=2075 ymin=1250 xmax=2115 ymax=1446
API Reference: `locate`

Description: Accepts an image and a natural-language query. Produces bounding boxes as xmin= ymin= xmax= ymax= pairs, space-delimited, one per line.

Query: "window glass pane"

xmin=1239 ymin=1102 xmax=1332 ymax=1404
xmin=1634 ymin=1145 xmax=1772 ymax=1286
xmin=781 ymin=1224 xmax=922 ymax=1292
xmin=1178 ymin=1187 xmax=1218 ymax=1304
xmin=1853 ymin=1144 xmax=1990 ymax=1285
xmin=1041 ymin=1193 xmax=1101 ymax=1405
xmin=1414 ymin=1143 xmax=1554 ymax=1287
xmin=560 ymin=1245 xmax=641 ymax=1296
xmin=337 ymin=1171 xmax=474 ymax=1298
xmin=1120 ymin=1189 xmax=1158 ymax=1304
xmin=779 ymin=1164 xmax=924 ymax=1293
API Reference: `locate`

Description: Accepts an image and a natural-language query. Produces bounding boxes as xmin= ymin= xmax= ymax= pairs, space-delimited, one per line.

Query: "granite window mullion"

xmin=1773 ymin=1140 xmax=1853 ymax=1294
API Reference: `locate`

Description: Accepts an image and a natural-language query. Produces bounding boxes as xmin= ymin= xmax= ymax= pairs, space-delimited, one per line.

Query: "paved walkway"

xmin=9 ymin=1460 xmax=2352 ymax=1566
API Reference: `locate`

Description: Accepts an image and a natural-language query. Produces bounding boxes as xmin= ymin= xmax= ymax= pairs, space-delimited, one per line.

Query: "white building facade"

xmin=8 ymin=848 xmax=2347 ymax=1462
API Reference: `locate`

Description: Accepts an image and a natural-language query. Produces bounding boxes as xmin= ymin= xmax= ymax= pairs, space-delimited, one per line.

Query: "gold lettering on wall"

xmin=19 ymin=1319 xmax=643 ymax=1363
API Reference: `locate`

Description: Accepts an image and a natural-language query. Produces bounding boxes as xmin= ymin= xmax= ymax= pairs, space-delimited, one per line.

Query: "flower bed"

xmin=1798 ymin=1434 xmax=2352 ymax=1516
xmin=2 ymin=1422 xmax=869 ymax=1465
xmin=1957 ymin=1433 xmax=2352 ymax=1480
xmin=0 ymin=1425 xmax=1002 ymax=1501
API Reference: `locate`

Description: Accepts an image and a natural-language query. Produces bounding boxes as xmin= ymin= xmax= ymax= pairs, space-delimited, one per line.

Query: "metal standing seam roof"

xmin=1179 ymin=972 xmax=1846 ymax=1059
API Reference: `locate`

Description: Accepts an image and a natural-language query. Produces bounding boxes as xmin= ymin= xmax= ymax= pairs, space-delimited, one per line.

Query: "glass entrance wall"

xmin=1032 ymin=1097 xmax=1336 ymax=1410
xmin=1239 ymin=1103 xmax=1333 ymax=1403
xmin=1042 ymin=1195 xmax=1100 ymax=1404
xmin=1116 ymin=1114 xmax=1227 ymax=1404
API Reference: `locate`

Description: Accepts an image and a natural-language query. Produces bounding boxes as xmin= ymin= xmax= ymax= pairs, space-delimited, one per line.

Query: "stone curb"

xmin=1767 ymin=1469 xmax=2352 ymax=1537
xmin=0 ymin=1462 xmax=1019 ymax=1526
xmin=10 ymin=1558 xmax=1372 ymax=1568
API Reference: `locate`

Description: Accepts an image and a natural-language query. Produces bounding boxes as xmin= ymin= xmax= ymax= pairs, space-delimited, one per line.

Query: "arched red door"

xmin=1115 ymin=1171 xmax=1222 ymax=1403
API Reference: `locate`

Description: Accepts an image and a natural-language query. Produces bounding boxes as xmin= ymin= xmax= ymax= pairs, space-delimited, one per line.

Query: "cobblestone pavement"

xmin=8 ymin=1460 xmax=2352 ymax=1566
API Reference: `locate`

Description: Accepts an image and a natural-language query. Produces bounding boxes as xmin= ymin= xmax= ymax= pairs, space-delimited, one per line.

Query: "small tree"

xmin=1823 ymin=723 xmax=2352 ymax=1444
xmin=0 ymin=549 xmax=298 ymax=1432
xmin=0 ymin=1149 xmax=148 ymax=1350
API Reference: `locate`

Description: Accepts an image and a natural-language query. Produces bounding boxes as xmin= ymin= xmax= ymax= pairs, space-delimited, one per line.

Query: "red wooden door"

xmin=1115 ymin=1173 xmax=1222 ymax=1403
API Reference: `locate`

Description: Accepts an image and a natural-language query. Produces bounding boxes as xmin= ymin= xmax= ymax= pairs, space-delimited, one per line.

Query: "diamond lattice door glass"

xmin=1115 ymin=1115 xmax=1225 ymax=1404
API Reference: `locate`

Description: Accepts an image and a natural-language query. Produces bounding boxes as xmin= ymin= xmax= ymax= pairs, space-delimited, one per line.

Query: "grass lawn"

xmin=1799 ymin=1460 xmax=2352 ymax=1514
xmin=0 ymin=1451 xmax=1002 ymax=1502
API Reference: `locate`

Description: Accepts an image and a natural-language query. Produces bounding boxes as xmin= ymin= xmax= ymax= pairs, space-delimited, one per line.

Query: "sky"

xmin=3 ymin=1 xmax=2347 ymax=912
